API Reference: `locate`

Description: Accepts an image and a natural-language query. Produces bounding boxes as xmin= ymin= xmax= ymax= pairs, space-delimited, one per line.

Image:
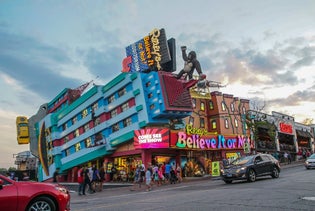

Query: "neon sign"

xmin=134 ymin=128 xmax=170 ymax=149
xmin=175 ymin=132 xmax=250 ymax=149
xmin=279 ymin=122 xmax=293 ymax=134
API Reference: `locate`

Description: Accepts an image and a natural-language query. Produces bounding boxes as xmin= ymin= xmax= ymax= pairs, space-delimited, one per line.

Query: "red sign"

xmin=279 ymin=122 xmax=293 ymax=134
xmin=134 ymin=128 xmax=170 ymax=149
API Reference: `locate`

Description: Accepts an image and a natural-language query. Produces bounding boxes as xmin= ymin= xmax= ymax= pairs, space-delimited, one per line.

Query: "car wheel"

xmin=224 ymin=180 xmax=232 ymax=184
xmin=27 ymin=196 xmax=56 ymax=211
xmin=271 ymin=167 xmax=279 ymax=178
xmin=247 ymin=169 xmax=256 ymax=182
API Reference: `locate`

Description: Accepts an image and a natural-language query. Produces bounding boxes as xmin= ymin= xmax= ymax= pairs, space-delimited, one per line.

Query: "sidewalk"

xmin=64 ymin=160 xmax=304 ymax=194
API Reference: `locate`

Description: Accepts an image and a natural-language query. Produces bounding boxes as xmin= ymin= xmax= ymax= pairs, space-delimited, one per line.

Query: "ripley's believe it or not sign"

xmin=122 ymin=28 xmax=171 ymax=72
xmin=134 ymin=125 xmax=253 ymax=150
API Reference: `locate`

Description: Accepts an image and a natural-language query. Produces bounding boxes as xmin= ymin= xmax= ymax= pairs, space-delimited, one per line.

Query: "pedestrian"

xmin=53 ymin=168 xmax=60 ymax=183
xmin=22 ymin=172 xmax=30 ymax=181
xmin=176 ymin=164 xmax=182 ymax=183
xmin=83 ymin=167 xmax=93 ymax=194
xmin=284 ymin=152 xmax=288 ymax=164
xmin=145 ymin=167 xmax=152 ymax=192
xmin=99 ymin=167 xmax=105 ymax=191
xmin=287 ymin=152 xmax=292 ymax=164
xmin=92 ymin=165 xmax=101 ymax=192
xmin=130 ymin=165 xmax=141 ymax=191
xmin=110 ymin=165 xmax=117 ymax=182
xmin=165 ymin=162 xmax=171 ymax=183
xmin=77 ymin=166 xmax=85 ymax=196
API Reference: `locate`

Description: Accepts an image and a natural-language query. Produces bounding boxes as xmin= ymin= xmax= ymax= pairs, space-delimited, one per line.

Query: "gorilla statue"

xmin=176 ymin=46 xmax=203 ymax=80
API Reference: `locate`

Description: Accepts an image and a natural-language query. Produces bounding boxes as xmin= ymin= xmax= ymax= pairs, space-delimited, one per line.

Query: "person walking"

xmin=145 ymin=167 xmax=152 ymax=192
xmin=77 ymin=166 xmax=85 ymax=196
xmin=53 ymin=168 xmax=60 ymax=183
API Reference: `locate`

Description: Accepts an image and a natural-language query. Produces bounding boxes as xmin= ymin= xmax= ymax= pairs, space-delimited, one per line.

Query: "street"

xmin=70 ymin=164 xmax=315 ymax=211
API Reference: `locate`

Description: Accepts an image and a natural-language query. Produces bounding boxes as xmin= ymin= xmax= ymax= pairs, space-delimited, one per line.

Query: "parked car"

xmin=220 ymin=153 xmax=281 ymax=184
xmin=0 ymin=174 xmax=70 ymax=211
xmin=305 ymin=153 xmax=315 ymax=169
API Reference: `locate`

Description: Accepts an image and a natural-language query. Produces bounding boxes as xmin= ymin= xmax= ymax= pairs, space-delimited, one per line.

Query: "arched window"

xmin=234 ymin=118 xmax=238 ymax=128
xmin=221 ymin=102 xmax=226 ymax=111
xmin=209 ymin=100 xmax=214 ymax=110
xmin=225 ymin=118 xmax=229 ymax=128
xmin=211 ymin=120 xmax=217 ymax=129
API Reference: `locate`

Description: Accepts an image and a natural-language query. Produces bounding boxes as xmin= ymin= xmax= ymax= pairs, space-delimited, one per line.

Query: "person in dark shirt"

xmin=53 ymin=168 xmax=60 ymax=183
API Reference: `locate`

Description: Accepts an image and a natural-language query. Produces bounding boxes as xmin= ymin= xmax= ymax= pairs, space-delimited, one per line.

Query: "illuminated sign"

xmin=122 ymin=28 xmax=171 ymax=72
xmin=211 ymin=161 xmax=220 ymax=177
xmin=170 ymin=125 xmax=253 ymax=150
xmin=134 ymin=128 xmax=170 ymax=149
xmin=279 ymin=122 xmax=293 ymax=134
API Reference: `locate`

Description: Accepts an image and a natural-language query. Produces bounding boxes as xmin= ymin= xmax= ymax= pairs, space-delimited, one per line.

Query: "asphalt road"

xmin=69 ymin=161 xmax=315 ymax=211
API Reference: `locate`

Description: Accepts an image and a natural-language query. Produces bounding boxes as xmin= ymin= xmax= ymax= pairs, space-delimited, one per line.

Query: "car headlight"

xmin=236 ymin=167 xmax=247 ymax=173
xmin=305 ymin=161 xmax=309 ymax=165
xmin=55 ymin=186 xmax=69 ymax=194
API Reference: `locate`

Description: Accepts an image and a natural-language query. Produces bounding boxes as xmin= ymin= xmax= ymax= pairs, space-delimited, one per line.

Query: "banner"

xmin=134 ymin=128 xmax=170 ymax=149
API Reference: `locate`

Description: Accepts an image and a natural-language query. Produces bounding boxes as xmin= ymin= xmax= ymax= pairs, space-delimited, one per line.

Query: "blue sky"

xmin=1 ymin=0 xmax=314 ymax=168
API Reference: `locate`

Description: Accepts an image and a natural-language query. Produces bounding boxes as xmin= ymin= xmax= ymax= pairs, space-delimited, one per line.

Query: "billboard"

xmin=122 ymin=28 xmax=174 ymax=73
xmin=134 ymin=128 xmax=170 ymax=149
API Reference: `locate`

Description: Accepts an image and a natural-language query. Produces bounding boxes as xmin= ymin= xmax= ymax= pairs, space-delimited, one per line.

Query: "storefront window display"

xmin=112 ymin=156 xmax=142 ymax=182
xmin=181 ymin=151 xmax=222 ymax=177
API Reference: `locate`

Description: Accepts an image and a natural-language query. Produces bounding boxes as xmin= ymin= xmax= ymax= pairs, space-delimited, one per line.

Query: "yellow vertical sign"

xmin=212 ymin=161 xmax=220 ymax=177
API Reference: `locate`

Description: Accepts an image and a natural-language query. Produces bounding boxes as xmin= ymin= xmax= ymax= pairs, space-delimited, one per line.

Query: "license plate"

xmin=227 ymin=173 xmax=232 ymax=177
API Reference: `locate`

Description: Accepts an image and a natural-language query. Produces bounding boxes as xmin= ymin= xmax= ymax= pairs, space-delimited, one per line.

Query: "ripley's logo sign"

xmin=174 ymin=125 xmax=252 ymax=150
xmin=122 ymin=28 xmax=171 ymax=73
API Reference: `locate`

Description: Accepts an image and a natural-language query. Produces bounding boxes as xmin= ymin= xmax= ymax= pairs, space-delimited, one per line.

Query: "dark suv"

xmin=220 ymin=153 xmax=281 ymax=184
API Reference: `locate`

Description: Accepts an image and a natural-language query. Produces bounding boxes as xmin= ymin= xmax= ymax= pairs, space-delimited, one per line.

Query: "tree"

xmin=302 ymin=118 xmax=313 ymax=125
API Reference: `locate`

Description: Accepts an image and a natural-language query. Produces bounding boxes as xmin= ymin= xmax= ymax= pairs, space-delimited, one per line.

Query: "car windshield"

xmin=231 ymin=155 xmax=254 ymax=165
xmin=308 ymin=154 xmax=315 ymax=159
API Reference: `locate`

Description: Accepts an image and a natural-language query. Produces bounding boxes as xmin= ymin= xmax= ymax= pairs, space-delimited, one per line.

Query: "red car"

xmin=0 ymin=174 xmax=70 ymax=211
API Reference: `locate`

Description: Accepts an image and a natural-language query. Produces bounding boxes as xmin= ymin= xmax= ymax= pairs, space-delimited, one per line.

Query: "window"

xmin=231 ymin=103 xmax=235 ymax=112
xmin=225 ymin=118 xmax=229 ymax=128
xmin=189 ymin=117 xmax=194 ymax=126
xmin=92 ymin=102 xmax=98 ymax=112
xmin=242 ymin=106 xmax=246 ymax=114
xmin=118 ymin=87 xmax=127 ymax=97
xmin=64 ymin=136 xmax=69 ymax=143
xmin=145 ymin=81 xmax=151 ymax=87
xmin=74 ymin=129 xmax=80 ymax=138
xmin=84 ymin=123 xmax=90 ymax=132
xmin=234 ymin=119 xmax=238 ymax=128
xmin=82 ymin=109 xmax=88 ymax=118
xmin=85 ymin=137 xmax=92 ymax=148
xmin=211 ymin=120 xmax=217 ymax=129
xmin=221 ymin=102 xmax=226 ymax=111
xmin=200 ymin=118 xmax=205 ymax=128
xmin=66 ymin=148 xmax=70 ymax=156
xmin=75 ymin=143 xmax=81 ymax=152
xmin=111 ymin=109 xmax=118 ymax=118
xmin=200 ymin=102 xmax=205 ymax=111
xmin=192 ymin=99 xmax=196 ymax=108
xmin=209 ymin=100 xmax=214 ymax=110
xmin=72 ymin=116 xmax=77 ymax=125
xmin=148 ymin=93 xmax=153 ymax=98
xmin=94 ymin=117 xmax=100 ymax=126
xmin=150 ymin=104 xmax=155 ymax=110
xmin=121 ymin=102 xmax=129 ymax=112
xmin=63 ymin=124 xmax=67 ymax=131
xmin=108 ymin=95 xmax=115 ymax=103
xmin=112 ymin=123 xmax=120 ymax=132
xmin=123 ymin=117 xmax=132 ymax=127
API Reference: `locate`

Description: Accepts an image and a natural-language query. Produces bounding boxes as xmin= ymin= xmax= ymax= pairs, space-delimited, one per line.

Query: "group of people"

xmin=77 ymin=165 xmax=105 ymax=196
xmin=130 ymin=162 xmax=183 ymax=192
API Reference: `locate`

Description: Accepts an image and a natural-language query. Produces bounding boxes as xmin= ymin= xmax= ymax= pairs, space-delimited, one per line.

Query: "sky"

xmin=0 ymin=0 xmax=315 ymax=169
